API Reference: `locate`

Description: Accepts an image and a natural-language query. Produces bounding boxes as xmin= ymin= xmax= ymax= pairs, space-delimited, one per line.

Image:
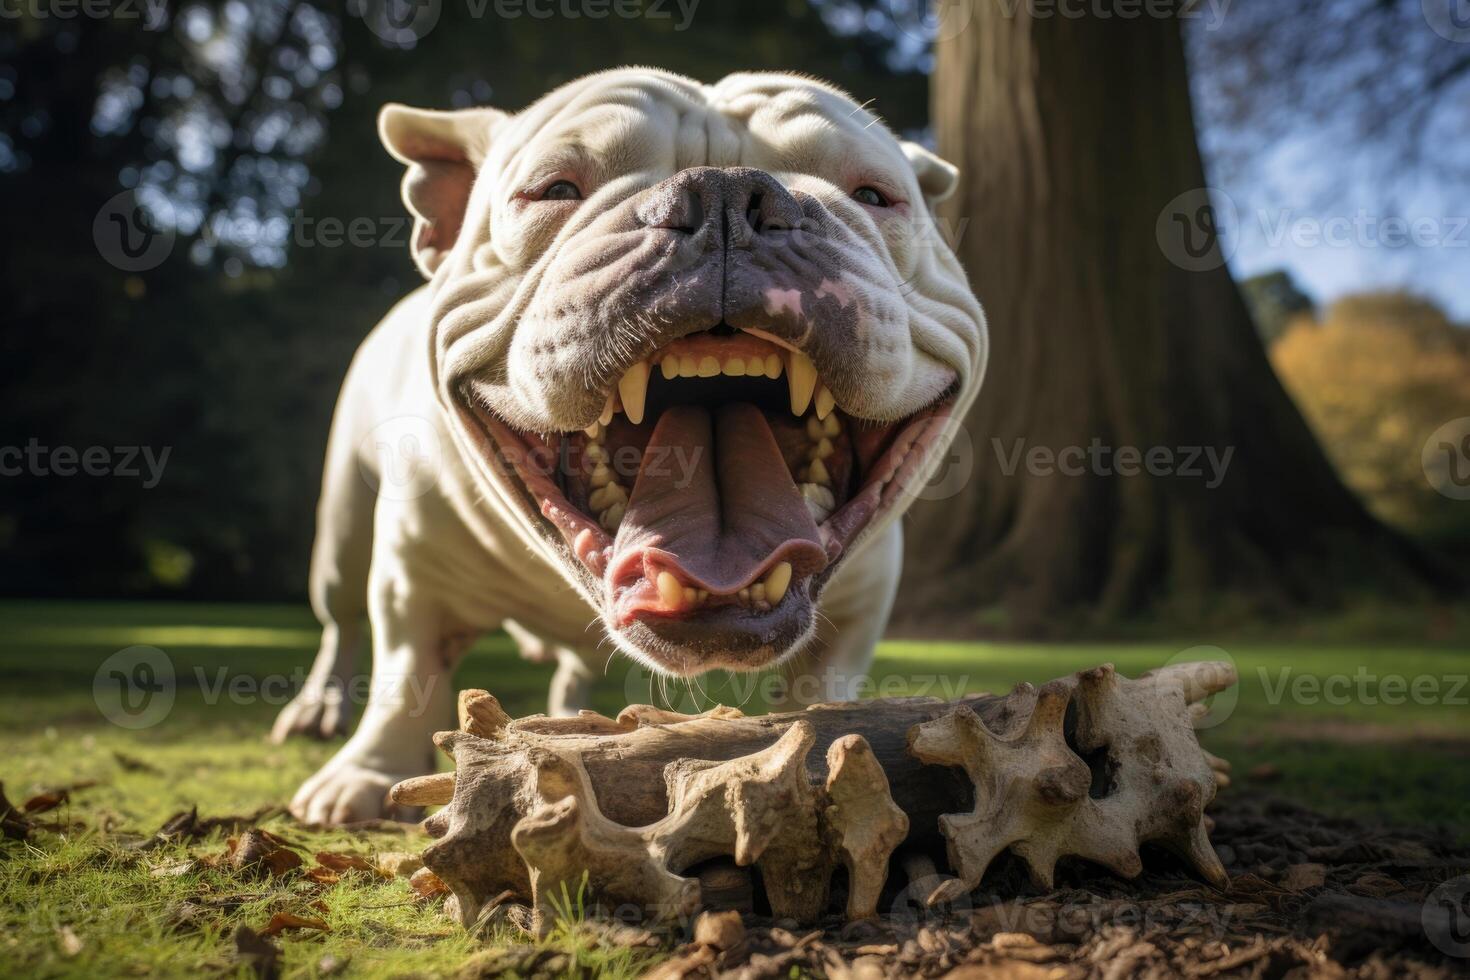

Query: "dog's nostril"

xmin=745 ymin=191 xmax=764 ymax=231
xmin=663 ymin=188 xmax=703 ymax=234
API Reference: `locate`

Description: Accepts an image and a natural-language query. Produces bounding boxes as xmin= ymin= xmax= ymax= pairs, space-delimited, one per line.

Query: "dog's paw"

xmin=289 ymin=758 xmax=422 ymax=826
xmin=270 ymin=679 xmax=351 ymax=743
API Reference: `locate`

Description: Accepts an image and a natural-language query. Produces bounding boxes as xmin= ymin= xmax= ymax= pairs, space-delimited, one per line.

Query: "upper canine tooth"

xmin=697 ymin=356 xmax=720 ymax=378
xmin=787 ymin=351 xmax=817 ymax=415
xmin=618 ymin=362 xmax=650 ymax=425
xmin=815 ymin=385 xmax=835 ymax=421
xmin=764 ymin=561 xmax=793 ymax=605
xmin=656 ymin=571 xmax=684 ymax=609
xmin=660 ymin=357 xmax=678 ymax=381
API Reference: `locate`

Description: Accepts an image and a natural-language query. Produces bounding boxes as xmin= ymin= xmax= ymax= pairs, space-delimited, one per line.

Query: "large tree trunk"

xmin=903 ymin=9 xmax=1447 ymax=633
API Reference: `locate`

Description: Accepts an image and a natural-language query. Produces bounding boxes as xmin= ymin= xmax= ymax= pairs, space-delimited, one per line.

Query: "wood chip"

xmin=1282 ymin=863 xmax=1327 ymax=892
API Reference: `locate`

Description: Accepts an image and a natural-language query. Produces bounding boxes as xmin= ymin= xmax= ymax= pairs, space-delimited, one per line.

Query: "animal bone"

xmin=392 ymin=661 xmax=1235 ymax=932
xmin=909 ymin=662 xmax=1230 ymax=903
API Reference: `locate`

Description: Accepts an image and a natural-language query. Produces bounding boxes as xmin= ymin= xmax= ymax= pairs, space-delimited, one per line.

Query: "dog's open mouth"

xmin=467 ymin=326 xmax=955 ymax=669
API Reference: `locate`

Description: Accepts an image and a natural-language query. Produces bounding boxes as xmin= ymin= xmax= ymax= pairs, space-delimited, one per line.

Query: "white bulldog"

xmin=276 ymin=68 xmax=987 ymax=826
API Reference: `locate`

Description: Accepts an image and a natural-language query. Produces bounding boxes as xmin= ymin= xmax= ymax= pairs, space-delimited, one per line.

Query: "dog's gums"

xmin=470 ymin=323 xmax=955 ymax=664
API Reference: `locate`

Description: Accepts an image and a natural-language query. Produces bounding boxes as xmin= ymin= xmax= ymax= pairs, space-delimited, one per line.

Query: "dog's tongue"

xmin=612 ymin=404 xmax=827 ymax=593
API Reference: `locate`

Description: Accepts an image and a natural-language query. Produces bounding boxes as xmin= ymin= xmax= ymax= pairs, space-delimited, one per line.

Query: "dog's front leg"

xmin=289 ymin=571 xmax=454 ymax=826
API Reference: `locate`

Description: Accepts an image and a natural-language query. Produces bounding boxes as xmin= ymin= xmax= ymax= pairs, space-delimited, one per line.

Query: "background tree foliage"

xmin=1272 ymin=292 xmax=1470 ymax=551
xmin=0 ymin=0 xmax=925 ymax=599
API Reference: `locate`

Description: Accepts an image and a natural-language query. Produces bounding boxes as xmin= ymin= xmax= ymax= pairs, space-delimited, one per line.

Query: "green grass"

xmin=1 ymin=600 xmax=1467 ymax=978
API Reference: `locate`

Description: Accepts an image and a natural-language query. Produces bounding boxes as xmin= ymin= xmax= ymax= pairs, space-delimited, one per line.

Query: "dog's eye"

xmin=852 ymin=186 xmax=889 ymax=208
xmin=540 ymin=180 xmax=583 ymax=202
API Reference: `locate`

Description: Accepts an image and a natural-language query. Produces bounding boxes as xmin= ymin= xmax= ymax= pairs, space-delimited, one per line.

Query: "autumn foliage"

xmin=1270 ymin=292 xmax=1470 ymax=547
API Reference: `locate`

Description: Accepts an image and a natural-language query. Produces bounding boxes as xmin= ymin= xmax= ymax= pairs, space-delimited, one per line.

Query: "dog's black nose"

xmin=637 ymin=167 xmax=805 ymax=248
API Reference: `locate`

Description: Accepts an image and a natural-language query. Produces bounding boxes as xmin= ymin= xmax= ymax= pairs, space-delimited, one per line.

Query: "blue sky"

xmin=1224 ymin=149 xmax=1470 ymax=320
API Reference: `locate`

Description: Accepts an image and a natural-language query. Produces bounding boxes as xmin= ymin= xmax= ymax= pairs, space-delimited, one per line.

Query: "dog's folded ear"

xmin=379 ymin=103 xmax=510 ymax=277
xmin=900 ymin=141 xmax=960 ymax=206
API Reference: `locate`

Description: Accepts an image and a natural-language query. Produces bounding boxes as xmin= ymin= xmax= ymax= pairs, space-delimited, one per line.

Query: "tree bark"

xmin=904 ymin=8 xmax=1448 ymax=632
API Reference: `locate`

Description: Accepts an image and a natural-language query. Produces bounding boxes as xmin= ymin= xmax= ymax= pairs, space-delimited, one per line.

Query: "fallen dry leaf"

xmin=1282 ymin=863 xmax=1328 ymax=892
xmin=22 ymin=789 xmax=69 ymax=814
xmin=0 ymin=782 xmax=31 ymax=840
xmin=229 ymin=830 xmax=304 ymax=878
xmin=315 ymin=851 xmax=381 ymax=875
xmin=131 ymin=804 xmax=281 ymax=851
xmin=21 ymin=779 xmax=99 ymax=816
xmin=1348 ymin=872 xmax=1406 ymax=898
xmin=149 ymin=858 xmax=200 ymax=878
xmin=303 ymin=866 xmax=341 ymax=887
xmin=409 ymin=867 xmax=450 ymax=900
xmin=258 ymin=912 xmax=331 ymax=938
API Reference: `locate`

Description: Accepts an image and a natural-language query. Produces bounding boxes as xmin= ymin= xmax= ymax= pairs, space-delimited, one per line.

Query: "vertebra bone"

xmin=394 ymin=661 xmax=1235 ymax=933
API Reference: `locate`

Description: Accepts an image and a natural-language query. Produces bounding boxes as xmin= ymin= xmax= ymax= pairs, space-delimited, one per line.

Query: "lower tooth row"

xmin=583 ymin=427 xmax=627 ymax=533
xmin=656 ymin=572 xmax=709 ymax=609
xmin=657 ymin=561 xmax=793 ymax=612
xmin=799 ymin=411 xmax=839 ymax=522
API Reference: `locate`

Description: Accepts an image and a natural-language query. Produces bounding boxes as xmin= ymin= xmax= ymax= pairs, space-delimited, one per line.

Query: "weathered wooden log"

xmin=392 ymin=661 xmax=1235 ymax=933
